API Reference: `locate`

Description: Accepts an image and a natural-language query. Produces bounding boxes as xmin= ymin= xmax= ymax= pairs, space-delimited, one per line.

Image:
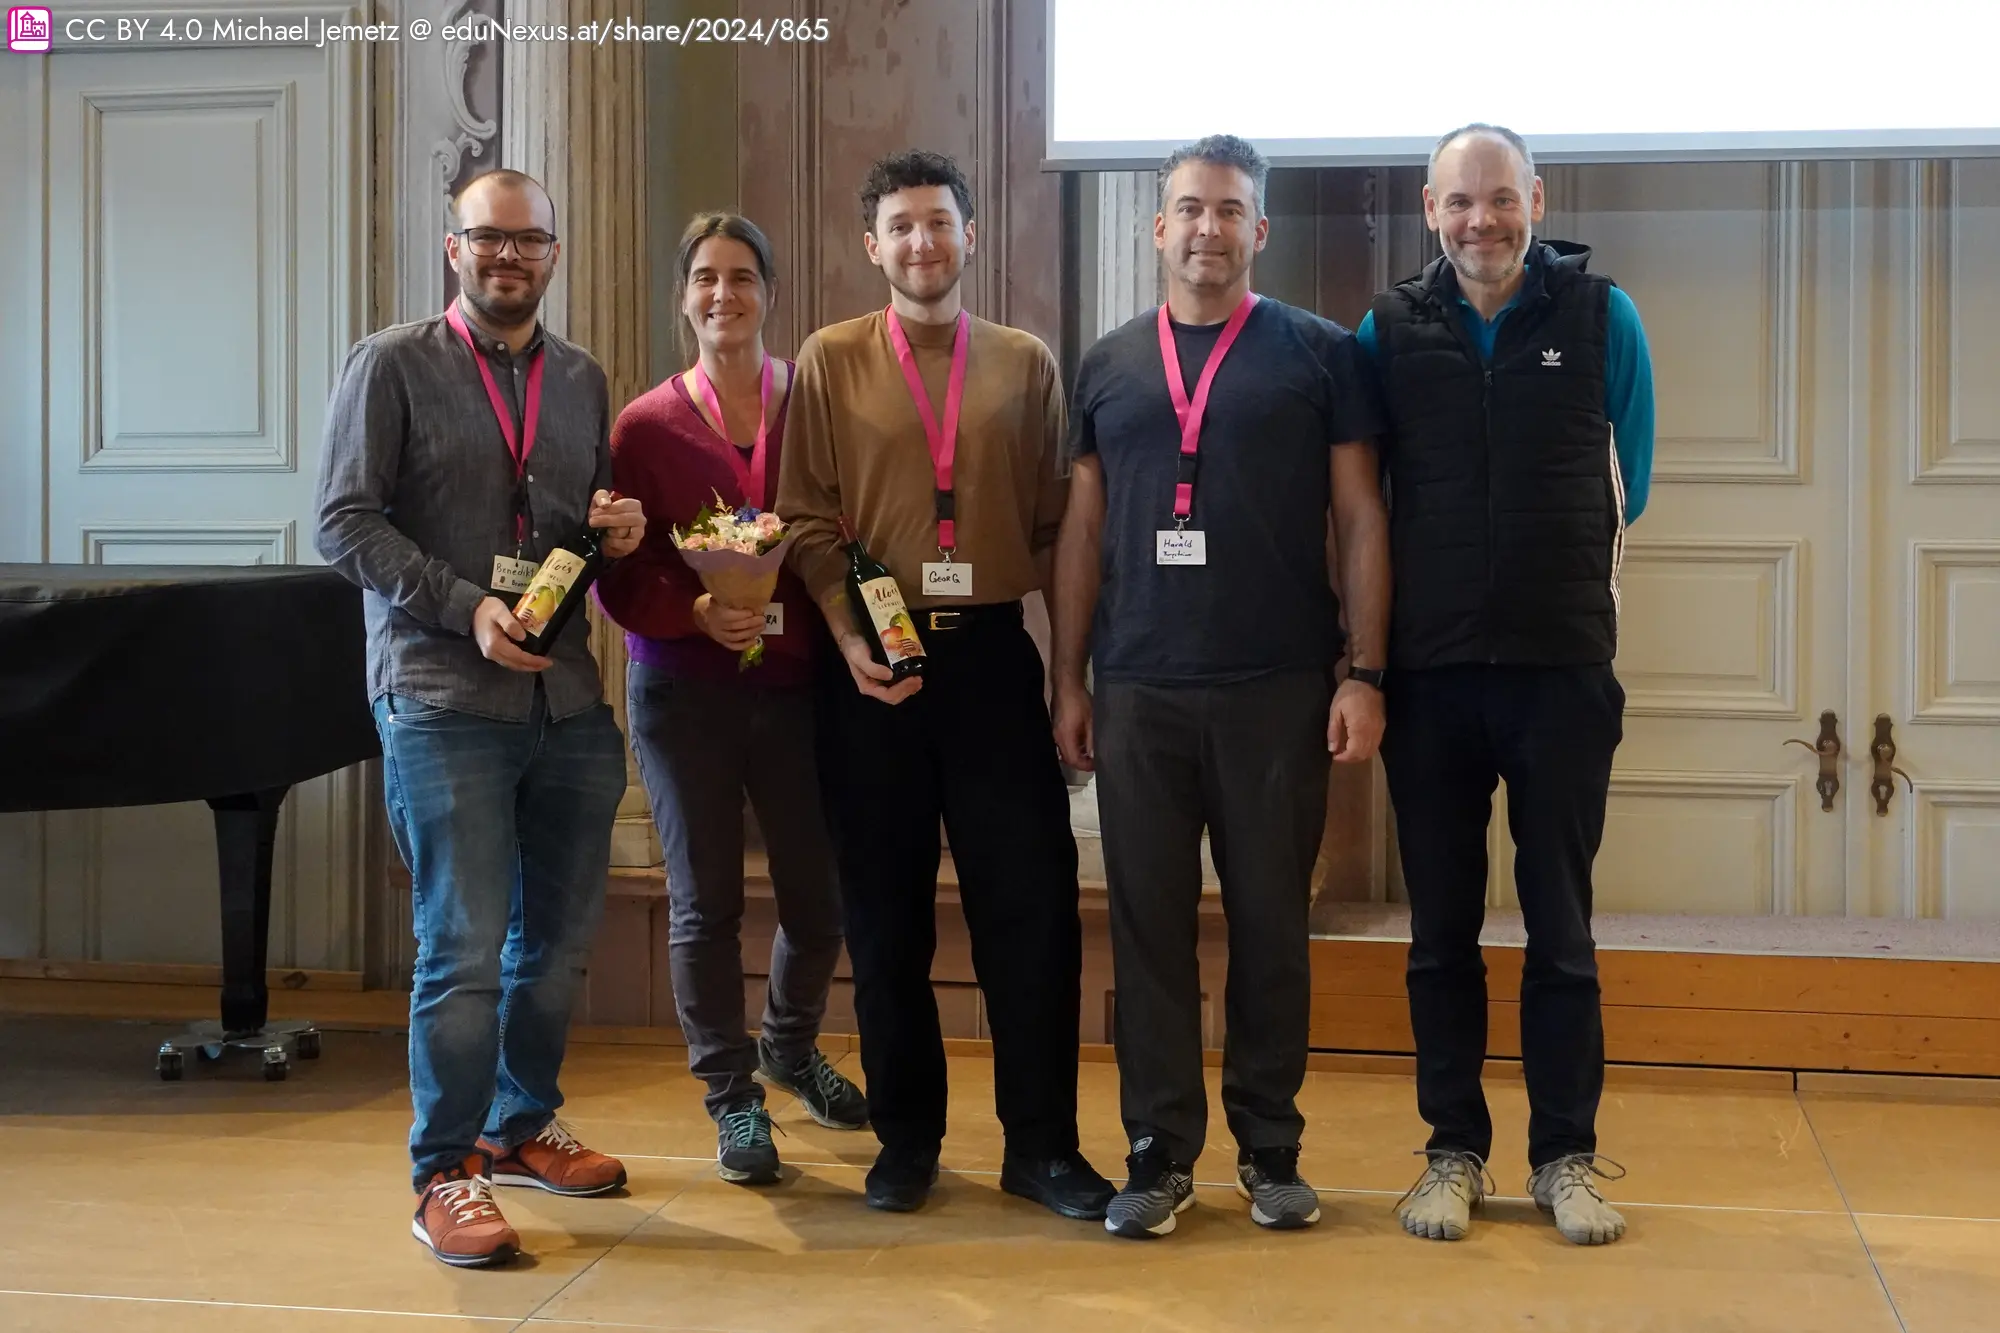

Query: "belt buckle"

xmin=927 ymin=610 xmax=962 ymax=632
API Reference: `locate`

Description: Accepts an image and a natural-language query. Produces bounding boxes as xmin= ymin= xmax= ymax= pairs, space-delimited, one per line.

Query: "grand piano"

xmin=0 ymin=564 xmax=379 ymax=1079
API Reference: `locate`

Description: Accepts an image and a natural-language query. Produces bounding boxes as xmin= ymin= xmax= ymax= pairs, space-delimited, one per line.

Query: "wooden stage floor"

xmin=1 ymin=1014 xmax=1997 ymax=1331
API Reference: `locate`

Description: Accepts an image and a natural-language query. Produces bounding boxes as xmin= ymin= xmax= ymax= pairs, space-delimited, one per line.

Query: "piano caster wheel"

xmin=296 ymin=1030 xmax=321 ymax=1060
xmin=262 ymin=1049 xmax=289 ymax=1082
xmin=157 ymin=1049 xmax=184 ymax=1082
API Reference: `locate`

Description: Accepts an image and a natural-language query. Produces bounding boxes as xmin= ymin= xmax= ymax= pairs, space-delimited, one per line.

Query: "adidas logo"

xmin=1541 ymin=348 xmax=1563 ymax=367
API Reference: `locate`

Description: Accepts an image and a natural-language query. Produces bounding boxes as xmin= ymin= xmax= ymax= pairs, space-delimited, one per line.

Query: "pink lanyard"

xmin=689 ymin=355 xmax=777 ymax=508
xmin=885 ymin=307 xmax=970 ymax=556
xmin=445 ymin=299 xmax=544 ymax=548
xmin=1158 ymin=291 xmax=1258 ymax=527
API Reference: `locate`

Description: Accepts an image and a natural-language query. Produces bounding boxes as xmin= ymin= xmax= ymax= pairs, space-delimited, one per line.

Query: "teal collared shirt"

xmin=1355 ymin=262 xmax=1656 ymax=523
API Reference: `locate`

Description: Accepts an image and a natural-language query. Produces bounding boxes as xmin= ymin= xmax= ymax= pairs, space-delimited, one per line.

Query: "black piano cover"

xmin=0 ymin=565 xmax=380 ymax=813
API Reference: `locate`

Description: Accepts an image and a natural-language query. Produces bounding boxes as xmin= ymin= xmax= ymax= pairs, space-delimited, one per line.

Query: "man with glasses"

xmin=316 ymin=168 xmax=647 ymax=1268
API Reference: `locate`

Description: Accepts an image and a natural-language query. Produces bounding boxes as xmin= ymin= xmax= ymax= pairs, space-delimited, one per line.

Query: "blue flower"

xmin=735 ymin=505 xmax=761 ymax=522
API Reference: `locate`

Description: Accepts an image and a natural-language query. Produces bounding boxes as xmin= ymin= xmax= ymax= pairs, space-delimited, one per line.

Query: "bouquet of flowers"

xmin=671 ymin=490 xmax=792 ymax=668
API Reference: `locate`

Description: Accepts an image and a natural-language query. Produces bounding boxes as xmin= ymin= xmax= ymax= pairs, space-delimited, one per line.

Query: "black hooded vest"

xmin=1371 ymin=240 xmax=1624 ymax=670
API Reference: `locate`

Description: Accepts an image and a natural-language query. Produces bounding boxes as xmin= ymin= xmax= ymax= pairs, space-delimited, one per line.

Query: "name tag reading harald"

xmin=1156 ymin=529 xmax=1207 ymax=565
xmin=922 ymin=562 xmax=974 ymax=597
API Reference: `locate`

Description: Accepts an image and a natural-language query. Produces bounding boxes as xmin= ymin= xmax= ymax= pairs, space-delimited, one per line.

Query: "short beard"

xmin=466 ymin=288 xmax=538 ymax=326
xmin=887 ymin=259 xmax=961 ymax=308
xmin=1445 ymin=234 xmax=1530 ymax=287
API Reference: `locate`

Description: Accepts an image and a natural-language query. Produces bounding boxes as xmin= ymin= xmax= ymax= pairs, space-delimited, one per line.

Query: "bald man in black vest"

xmin=1356 ymin=123 xmax=1656 ymax=1248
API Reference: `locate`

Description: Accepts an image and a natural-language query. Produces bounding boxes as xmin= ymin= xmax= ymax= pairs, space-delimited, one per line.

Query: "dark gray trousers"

xmin=627 ymin=663 xmax=845 ymax=1118
xmin=1096 ymin=667 xmax=1333 ymax=1166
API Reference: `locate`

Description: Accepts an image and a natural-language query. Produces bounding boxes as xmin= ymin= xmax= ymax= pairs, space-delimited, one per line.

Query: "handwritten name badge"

xmin=921 ymin=562 xmax=974 ymax=597
xmin=1155 ymin=529 xmax=1207 ymax=566
xmin=763 ymin=603 xmax=784 ymax=635
xmin=490 ymin=554 xmax=538 ymax=594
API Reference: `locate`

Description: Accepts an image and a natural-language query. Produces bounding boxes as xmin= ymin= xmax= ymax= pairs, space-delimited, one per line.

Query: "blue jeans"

xmin=374 ymin=689 xmax=628 ymax=1190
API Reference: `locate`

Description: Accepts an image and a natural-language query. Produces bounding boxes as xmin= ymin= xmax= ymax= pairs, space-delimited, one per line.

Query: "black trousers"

xmin=1380 ymin=662 xmax=1624 ymax=1169
xmin=1096 ymin=668 xmax=1332 ymax=1166
xmin=814 ymin=602 xmax=1082 ymax=1159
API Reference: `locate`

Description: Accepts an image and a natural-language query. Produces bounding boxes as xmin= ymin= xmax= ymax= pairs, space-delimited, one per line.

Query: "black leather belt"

xmin=923 ymin=600 xmax=1024 ymax=632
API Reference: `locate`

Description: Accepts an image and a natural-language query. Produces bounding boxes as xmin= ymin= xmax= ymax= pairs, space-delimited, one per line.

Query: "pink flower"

xmin=754 ymin=512 xmax=785 ymax=538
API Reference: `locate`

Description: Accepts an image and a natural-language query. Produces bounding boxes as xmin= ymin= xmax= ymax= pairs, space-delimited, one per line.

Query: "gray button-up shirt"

xmin=313 ymin=307 xmax=613 ymax=723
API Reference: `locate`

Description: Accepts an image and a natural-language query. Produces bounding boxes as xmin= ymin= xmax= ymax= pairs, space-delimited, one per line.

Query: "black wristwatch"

xmin=1347 ymin=666 xmax=1386 ymax=690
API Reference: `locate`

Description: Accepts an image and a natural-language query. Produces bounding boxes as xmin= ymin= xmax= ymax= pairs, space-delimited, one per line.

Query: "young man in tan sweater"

xmin=775 ymin=149 xmax=1113 ymax=1220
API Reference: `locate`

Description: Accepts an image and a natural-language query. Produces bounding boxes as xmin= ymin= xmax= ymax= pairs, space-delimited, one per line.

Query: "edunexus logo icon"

xmin=7 ymin=6 xmax=52 ymax=49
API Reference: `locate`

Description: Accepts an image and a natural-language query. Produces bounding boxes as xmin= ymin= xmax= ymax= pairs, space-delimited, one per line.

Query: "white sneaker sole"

xmin=1235 ymin=1179 xmax=1321 ymax=1228
xmin=410 ymin=1217 xmax=517 ymax=1267
xmin=715 ymin=1151 xmax=782 ymax=1185
xmin=1106 ymin=1189 xmax=1195 ymax=1238
xmin=489 ymin=1169 xmax=624 ymax=1197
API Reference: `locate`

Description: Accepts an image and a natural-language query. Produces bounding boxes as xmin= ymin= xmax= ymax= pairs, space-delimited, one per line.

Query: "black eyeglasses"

xmin=455 ymin=227 xmax=557 ymax=260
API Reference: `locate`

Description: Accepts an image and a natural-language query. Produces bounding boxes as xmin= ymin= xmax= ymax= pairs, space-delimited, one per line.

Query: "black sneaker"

xmin=1236 ymin=1144 xmax=1321 ymax=1229
xmin=1105 ymin=1141 xmax=1195 ymax=1239
xmin=758 ymin=1046 xmax=870 ymax=1130
xmin=715 ymin=1100 xmax=780 ymax=1185
xmin=999 ymin=1150 xmax=1115 ymax=1221
xmin=865 ymin=1143 xmax=940 ymax=1212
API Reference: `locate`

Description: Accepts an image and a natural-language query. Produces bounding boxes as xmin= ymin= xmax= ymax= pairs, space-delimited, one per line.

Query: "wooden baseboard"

xmin=0 ymin=959 xmax=363 ymax=990
xmin=1796 ymin=1070 xmax=2000 ymax=1101
xmin=14 ymin=937 xmax=2000 ymax=1085
xmin=0 ymin=977 xmax=407 ymax=1027
xmin=1309 ymin=937 xmax=2000 ymax=1077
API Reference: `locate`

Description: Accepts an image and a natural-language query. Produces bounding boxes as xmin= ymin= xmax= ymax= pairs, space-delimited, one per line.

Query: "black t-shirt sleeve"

xmin=1065 ymin=344 xmax=1101 ymax=461
xmin=1319 ymin=328 xmax=1388 ymax=446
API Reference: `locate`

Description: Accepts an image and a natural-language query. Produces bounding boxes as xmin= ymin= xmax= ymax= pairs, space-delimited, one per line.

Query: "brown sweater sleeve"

xmin=1029 ymin=343 xmax=1070 ymax=574
xmin=775 ymin=332 xmax=851 ymax=628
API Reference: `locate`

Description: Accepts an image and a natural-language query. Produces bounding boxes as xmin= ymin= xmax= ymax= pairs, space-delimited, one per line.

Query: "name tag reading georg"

xmin=922 ymin=562 xmax=974 ymax=597
xmin=763 ymin=603 xmax=784 ymax=635
xmin=1156 ymin=529 xmax=1207 ymax=566
xmin=491 ymin=554 xmax=538 ymax=594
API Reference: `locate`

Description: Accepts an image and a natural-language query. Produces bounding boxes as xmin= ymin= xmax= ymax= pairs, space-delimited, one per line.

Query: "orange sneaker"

xmin=480 ymin=1118 xmax=627 ymax=1197
xmin=412 ymin=1156 xmax=519 ymax=1268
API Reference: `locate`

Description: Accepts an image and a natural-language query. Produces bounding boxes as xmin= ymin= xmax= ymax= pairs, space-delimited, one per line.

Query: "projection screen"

xmin=1045 ymin=0 xmax=2000 ymax=168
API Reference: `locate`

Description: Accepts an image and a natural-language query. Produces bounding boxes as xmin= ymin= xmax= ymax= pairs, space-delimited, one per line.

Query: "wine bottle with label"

xmin=511 ymin=520 xmax=606 ymax=657
xmin=839 ymin=516 xmax=925 ymax=680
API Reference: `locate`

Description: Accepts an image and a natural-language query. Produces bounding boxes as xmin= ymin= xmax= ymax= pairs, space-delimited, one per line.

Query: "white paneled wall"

xmin=0 ymin=3 xmax=370 ymax=970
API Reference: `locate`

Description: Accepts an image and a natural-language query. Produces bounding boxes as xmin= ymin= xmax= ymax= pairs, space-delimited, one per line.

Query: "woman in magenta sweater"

xmin=596 ymin=213 xmax=865 ymax=1185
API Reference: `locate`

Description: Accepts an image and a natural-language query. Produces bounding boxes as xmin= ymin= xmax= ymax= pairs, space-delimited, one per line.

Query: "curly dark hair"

xmin=860 ymin=150 xmax=976 ymax=233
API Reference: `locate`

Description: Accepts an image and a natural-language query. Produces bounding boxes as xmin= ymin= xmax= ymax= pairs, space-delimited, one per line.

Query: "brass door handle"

xmin=1784 ymin=709 xmax=1842 ymax=812
xmin=1869 ymin=714 xmax=1914 ymax=817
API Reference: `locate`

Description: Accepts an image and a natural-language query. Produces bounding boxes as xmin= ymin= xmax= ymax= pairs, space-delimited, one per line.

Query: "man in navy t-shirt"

xmin=1050 ymin=133 xmax=1390 ymax=1241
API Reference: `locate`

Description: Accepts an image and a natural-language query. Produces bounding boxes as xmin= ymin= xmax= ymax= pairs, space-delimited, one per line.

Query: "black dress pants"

xmin=1379 ymin=663 xmax=1624 ymax=1168
xmin=814 ymin=602 xmax=1083 ymax=1158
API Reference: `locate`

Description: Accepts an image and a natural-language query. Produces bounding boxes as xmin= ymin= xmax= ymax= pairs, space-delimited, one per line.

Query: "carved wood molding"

xmin=496 ymin=0 xmax=655 ymax=863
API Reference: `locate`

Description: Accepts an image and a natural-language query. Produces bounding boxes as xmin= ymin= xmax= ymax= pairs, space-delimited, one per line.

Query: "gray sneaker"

xmin=758 ymin=1046 xmax=869 ymax=1131
xmin=715 ymin=1100 xmax=780 ymax=1185
xmin=1235 ymin=1145 xmax=1321 ymax=1229
xmin=1528 ymin=1154 xmax=1628 ymax=1245
xmin=1105 ymin=1143 xmax=1195 ymax=1239
xmin=1395 ymin=1150 xmax=1492 ymax=1241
